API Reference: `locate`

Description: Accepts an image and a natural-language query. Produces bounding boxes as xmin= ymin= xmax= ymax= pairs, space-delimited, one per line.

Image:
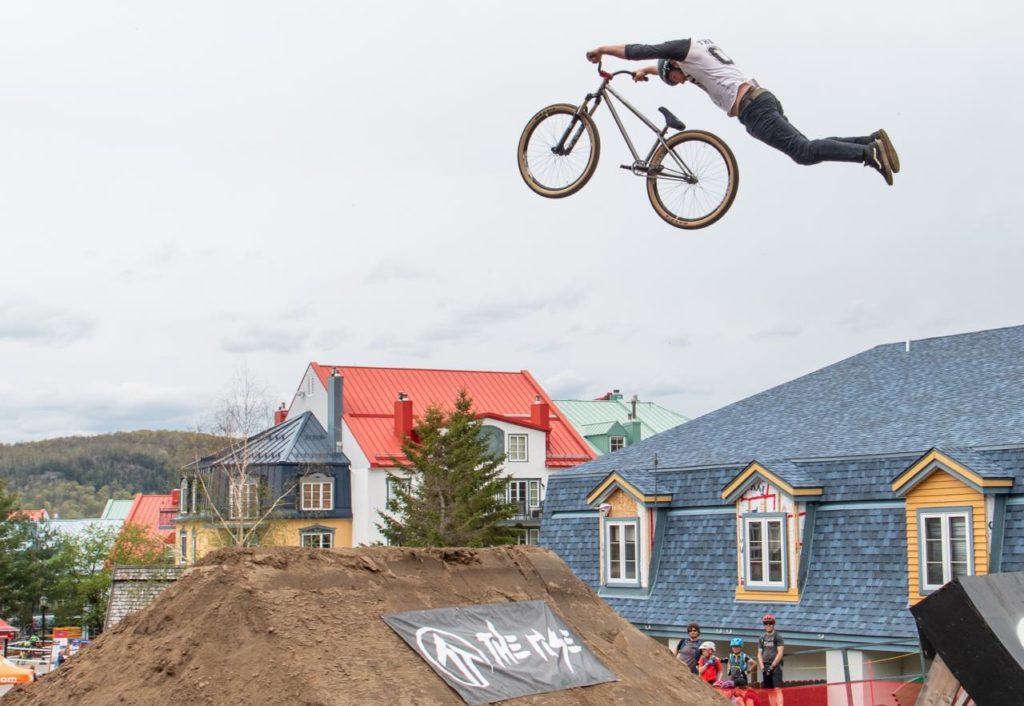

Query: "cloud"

xmin=755 ymin=326 xmax=804 ymax=340
xmin=359 ymin=257 xmax=439 ymax=285
xmin=0 ymin=381 xmax=209 ymax=441
xmin=0 ymin=302 xmax=95 ymax=345
xmin=221 ymin=327 xmax=309 ymax=354
xmin=542 ymin=370 xmax=594 ymax=400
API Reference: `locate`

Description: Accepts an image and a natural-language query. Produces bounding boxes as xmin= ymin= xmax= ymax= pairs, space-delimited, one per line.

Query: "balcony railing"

xmin=509 ymin=501 xmax=542 ymax=523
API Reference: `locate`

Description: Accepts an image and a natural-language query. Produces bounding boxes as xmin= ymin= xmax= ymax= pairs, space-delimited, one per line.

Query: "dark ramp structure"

xmin=911 ymin=572 xmax=1024 ymax=705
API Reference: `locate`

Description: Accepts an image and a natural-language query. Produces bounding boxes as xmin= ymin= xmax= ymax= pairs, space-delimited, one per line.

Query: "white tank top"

xmin=677 ymin=39 xmax=758 ymax=114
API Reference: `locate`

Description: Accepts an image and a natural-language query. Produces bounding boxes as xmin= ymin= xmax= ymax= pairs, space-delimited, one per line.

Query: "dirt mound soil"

xmin=6 ymin=546 xmax=726 ymax=705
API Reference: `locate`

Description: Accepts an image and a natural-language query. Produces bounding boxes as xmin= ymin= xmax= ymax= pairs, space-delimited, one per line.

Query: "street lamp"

xmin=39 ymin=595 xmax=48 ymax=640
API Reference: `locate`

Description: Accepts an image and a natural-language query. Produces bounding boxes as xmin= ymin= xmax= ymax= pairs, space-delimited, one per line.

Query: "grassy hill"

xmin=0 ymin=430 xmax=226 ymax=518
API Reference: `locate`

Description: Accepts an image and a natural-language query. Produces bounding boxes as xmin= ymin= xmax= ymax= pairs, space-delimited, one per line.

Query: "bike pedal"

xmin=619 ymin=164 xmax=633 ymax=170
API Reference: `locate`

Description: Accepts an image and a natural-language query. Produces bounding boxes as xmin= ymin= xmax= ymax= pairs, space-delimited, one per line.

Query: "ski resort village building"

xmin=541 ymin=324 xmax=1024 ymax=684
xmin=286 ymin=363 xmax=595 ymax=546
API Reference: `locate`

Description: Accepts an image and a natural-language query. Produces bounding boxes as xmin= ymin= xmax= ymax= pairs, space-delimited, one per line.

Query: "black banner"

xmin=384 ymin=600 xmax=617 ymax=705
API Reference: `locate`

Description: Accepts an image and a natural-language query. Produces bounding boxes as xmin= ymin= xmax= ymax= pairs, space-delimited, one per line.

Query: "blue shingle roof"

xmin=1001 ymin=504 xmax=1024 ymax=574
xmin=198 ymin=412 xmax=349 ymax=466
xmin=934 ymin=447 xmax=1014 ymax=479
xmin=557 ymin=325 xmax=1024 ymax=476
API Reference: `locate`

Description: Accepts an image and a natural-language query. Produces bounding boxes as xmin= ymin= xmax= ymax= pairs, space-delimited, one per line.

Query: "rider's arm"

xmin=623 ymin=39 xmax=692 ymax=61
xmin=586 ymin=45 xmax=628 ymax=62
xmin=632 ymin=65 xmax=659 ymax=82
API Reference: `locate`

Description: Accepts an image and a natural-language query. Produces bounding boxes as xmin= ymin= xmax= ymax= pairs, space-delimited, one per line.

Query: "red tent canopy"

xmin=0 ymin=620 xmax=17 ymax=641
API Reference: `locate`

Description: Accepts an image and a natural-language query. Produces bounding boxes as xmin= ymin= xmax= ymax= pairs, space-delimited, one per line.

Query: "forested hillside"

xmin=0 ymin=430 xmax=226 ymax=518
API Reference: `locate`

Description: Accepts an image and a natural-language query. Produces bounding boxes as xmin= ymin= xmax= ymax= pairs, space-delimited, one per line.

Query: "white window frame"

xmin=386 ymin=475 xmax=412 ymax=502
xmin=300 ymin=475 xmax=334 ymax=511
xmin=515 ymin=528 xmax=540 ymax=545
xmin=179 ymin=531 xmax=188 ymax=565
xmin=918 ymin=508 xmax=973 ymax=592
xmin=604 ymin=518 xmax=640 ymax=586
xmin=180 ymin=478 xmax=190 ymax=514
xmin=300 ymin=529 xmax=334 ymax=549
xmin=507 ymin=479 xmax=541 ymax=515
xmin=508 ymin=434 xmax=528 ymax=462
xmin=229 ymin=479 xmax=260 ymax=520
xmin=743 ymin=514 xmax=788 ymax=591
xmin=609 ymin=436 xmax=626 ymax=452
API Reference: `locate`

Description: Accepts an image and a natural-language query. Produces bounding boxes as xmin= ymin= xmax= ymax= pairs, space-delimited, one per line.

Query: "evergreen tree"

xmin=378 ymin=391 xmax=517 ymax=547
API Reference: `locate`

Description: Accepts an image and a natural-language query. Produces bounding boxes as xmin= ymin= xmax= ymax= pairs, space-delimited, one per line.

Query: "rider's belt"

xmin=738 ymin=86 xmax=768 ymax=116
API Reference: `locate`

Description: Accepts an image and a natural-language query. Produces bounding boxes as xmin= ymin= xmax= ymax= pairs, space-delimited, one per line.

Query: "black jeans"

xmin=738 ymin=91 xmax=871 ymax=165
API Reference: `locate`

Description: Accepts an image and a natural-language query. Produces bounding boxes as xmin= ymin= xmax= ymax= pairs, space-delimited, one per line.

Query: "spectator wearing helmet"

xmin=672 ymin=622 xmax=702 ymax=674
xmin=757 ymin=614 xmax=785 ymax=691
xmin=584 ymin=40 xmax=898 ymax=186
xmin=715 ymin=679 xmax=742 ymax=705
xmin=726 ymin=637 xmax=755 ymax=685
xmin=697 ymin=641 xmax=721 ymax=684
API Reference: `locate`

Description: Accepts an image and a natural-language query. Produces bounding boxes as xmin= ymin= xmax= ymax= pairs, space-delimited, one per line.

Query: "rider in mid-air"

xmin=586 ymin=39 xmax=899 ymax=186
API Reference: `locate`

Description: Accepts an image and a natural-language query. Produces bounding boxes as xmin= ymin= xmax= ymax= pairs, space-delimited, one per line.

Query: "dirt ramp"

xmin=6 ymin=546 xmax=725 ymax=705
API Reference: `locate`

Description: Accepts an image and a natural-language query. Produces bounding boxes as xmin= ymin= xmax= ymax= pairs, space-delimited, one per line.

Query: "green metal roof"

xmin=101 ymin=498 xmax=135 ymax=520
xmin=552 ymin=398 xmax=688 ymax=440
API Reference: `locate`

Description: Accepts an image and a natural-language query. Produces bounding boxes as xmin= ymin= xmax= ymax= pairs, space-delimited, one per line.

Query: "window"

xmin=301 ymin=530 xmax=334 ymax=549
xmin=301 ymin=475 xmax=334 ymax=511
xmin=386 ymin=476 xmax=412 ymax=502
xmin=515 ymin=528 xmax=540 ymax=545
xmin=609 ymin=436 xmax=626 ymax=452
xmin=508 ymin=434 xmax=528 ymax=462
xmin=180 ymin=478 xmax=189 ymax=514
xmin=744 ymin=516 xmax=787 ymax=589
xmin=480 ymin=425 xmax=505 ymax=456
xmin=229 ymin=479 xmax=260 ymax=519
xmin=507 ymin=479 xmax=541 ymax=517
xmin=179 ymin=531 xmax=188 ymax=565
xmin=606 ymin=520 xmax=639 ymax=585
xmin=920 ymin=510 xmax=972 ymax=591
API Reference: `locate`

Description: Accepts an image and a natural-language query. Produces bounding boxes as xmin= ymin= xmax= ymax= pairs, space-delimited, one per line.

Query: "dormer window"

xmin=180 ymin=478 xmax=190 ymax=514
xmin=605 ymin=519 xmax=639 ymax=585
xmin=744 ymin=515 xmax=787 ymax=589
xmin=609 ymin=436 xmax=626 ymax=452
xmin=300 ymin=474 xmax=334 ymax=511
xmin=919 ymin=509 xmax=972 ymax=592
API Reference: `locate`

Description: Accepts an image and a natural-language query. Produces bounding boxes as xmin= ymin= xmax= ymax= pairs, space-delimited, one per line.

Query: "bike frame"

xmin=555 ymin=70 xmax=695 ymax=180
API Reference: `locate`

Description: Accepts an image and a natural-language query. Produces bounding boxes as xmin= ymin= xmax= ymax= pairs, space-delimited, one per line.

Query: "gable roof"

xmin=125 ymin=493 xmax=179 ymax=543
xmin=309 ymin=364 xmax=595 ymax=468
xmin=554 ymin=398 xmax=688 ymax=440
xmin=721 ymin=460 xmax=824 ymax=503
xmin=891 ymin=447 xmax=1014 ymax=496
xmin=560 ymin=325 xmax=1024 ymax=475
xmin=199 ymin=411 xmax=348 ymax=467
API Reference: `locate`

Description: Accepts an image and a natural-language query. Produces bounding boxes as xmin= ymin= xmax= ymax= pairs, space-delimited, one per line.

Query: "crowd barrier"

xmin=738 ymin=679 xmax=923 ymax=706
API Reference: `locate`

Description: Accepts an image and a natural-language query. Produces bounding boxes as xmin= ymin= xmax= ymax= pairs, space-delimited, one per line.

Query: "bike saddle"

xmin=658 ymin=107 xmax=687 ymax=132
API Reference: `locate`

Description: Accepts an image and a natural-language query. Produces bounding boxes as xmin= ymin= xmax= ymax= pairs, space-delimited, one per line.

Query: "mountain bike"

xmin=517 ymin=63 xmax=739 ymax=230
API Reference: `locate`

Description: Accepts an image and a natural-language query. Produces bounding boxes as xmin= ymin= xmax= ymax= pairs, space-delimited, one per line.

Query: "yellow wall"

xmin=176 ymin=517 xmax=353 ymax=565
xmin=905 ymin=470 xmax=987 ymax=603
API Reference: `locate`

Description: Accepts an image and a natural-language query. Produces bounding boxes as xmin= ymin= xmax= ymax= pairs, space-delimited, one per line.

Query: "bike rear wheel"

xmin=518 ymin=103 xmax=600 ymax=198
xmin=646 ymin=130 xmax=738 ymax=229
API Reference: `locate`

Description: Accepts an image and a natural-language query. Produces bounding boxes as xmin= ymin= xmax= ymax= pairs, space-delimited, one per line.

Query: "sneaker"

xmin=872 ymin=129 xmax=900 ymax=173
xmin=865 ymin=141 xmax=893 ymax=186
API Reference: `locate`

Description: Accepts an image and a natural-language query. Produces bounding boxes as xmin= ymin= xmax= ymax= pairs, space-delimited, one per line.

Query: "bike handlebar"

xmin=591 ymin=59 xmax=638 ymax=81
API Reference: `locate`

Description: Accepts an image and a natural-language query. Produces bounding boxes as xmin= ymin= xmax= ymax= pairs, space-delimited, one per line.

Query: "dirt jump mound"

xmin=6 ymin=546 xmax=725 ymax=705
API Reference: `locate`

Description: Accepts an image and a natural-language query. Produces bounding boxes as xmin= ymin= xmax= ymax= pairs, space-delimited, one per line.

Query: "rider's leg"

xmin=738 ymin=93 xmax=866 ymax=165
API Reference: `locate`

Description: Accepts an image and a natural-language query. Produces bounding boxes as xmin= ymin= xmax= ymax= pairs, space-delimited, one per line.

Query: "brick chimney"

xmin=531 ymin=394 xmax=550 ymax=430
xmin=394 ymin=392 xmax=414 ymax=440
xmin=170 ymin=489 xmax=181 ymax=508
xmin=273 ymin=403 xmax=288 ymax=426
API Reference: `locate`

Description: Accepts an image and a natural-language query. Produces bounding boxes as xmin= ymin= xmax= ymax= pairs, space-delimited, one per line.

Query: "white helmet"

xmin=699 ymin=641 xmax=716 ymax=651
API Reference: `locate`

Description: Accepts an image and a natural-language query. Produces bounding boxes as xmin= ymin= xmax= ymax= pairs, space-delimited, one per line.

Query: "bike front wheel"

xmin=646 ymin=130 xmax=738 ymax=229
xmin=518 ymin=103 xmax=600 ymax=198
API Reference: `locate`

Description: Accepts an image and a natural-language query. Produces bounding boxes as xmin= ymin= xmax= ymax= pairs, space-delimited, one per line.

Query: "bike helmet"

xmin=657 ymin=58 xmax=679 ymax=85
xmin=699 ymin=641 xmax=716 ymax=651
xmin=730 ymin=638 xmax=744 ymax=647
xmin=762 ymin=613 xmax=776 ymax=624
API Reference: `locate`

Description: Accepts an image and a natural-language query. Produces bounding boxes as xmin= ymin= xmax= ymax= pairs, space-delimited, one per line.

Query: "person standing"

xmin=757 ymin=614 xmax=785 ymax=704
xmin=726 ymin=637 xmax=755 ymax=684
xmin=697 ymin=641 xmax=722 ymax=684
xmin=672 ymin=622 xmax=702 ymax=674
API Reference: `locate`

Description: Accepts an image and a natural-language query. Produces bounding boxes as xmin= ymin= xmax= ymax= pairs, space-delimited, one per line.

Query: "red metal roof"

xmin=125 ymin=493 xmax=179 ymax=545
xmin=310 ymin=364 xmax=595 ymax=469
xmin=8 ymin=508 xmax=50 ymax=521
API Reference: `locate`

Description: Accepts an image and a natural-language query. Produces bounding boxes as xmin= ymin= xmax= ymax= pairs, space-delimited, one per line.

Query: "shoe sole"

xmin=874 ymin=142 xmax=894 ymax=186
xmin=876 ymin=129 xmax=900 ymax=173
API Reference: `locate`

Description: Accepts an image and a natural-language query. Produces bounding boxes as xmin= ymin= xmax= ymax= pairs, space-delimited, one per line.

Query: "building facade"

xmin=285 ymin=363 xmax=595 ymax=546
xmin=542 ymin=325 xmax=1024 ymax=685
xmin=554 ymin=389 xmax=688 ymax=455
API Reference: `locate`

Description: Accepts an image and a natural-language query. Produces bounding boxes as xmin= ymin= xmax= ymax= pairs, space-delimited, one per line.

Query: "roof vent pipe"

xmin=631 ymin=394 xmax=638 ymax=420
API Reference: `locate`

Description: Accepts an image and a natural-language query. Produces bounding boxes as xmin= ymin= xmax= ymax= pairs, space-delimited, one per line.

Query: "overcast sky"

xmin=1 ymin=1 xmax=1021 ymax=443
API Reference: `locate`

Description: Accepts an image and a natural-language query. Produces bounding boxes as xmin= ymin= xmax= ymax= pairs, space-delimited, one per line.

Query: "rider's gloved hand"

xmin=586 ymin=49 xmax=601 ymax=63
xmin=633 ymin=71 xmax=649 ymax=82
